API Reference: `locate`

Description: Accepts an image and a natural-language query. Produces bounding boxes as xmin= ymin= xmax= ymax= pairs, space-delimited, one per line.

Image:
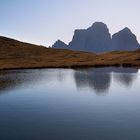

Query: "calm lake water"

xmin=0 ymin=67 xmax=140 ymax=140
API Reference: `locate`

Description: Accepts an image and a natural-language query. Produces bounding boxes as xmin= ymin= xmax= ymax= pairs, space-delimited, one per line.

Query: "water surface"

xmin=0 ymin=67 xmax=140 ymax=140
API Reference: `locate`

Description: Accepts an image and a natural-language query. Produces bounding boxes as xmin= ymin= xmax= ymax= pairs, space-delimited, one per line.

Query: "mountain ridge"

xmin=52 ymin=40 xmax=67 ymax=49
xmin=52 ymin=22 xmax=140 ymax=53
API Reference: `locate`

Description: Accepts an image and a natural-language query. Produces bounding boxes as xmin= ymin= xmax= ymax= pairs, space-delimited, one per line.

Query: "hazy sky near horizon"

xmin=0 ymin=0 xmax=140 ymax=46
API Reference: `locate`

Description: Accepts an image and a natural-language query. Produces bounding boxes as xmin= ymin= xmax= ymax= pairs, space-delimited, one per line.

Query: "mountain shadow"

xmin=113 ymin=68 xmax=138 ymax=87
xmin=73 ymin=67 xmax=138 ymax=95
xmin=74 ymin=68 xmax=111 ymax=95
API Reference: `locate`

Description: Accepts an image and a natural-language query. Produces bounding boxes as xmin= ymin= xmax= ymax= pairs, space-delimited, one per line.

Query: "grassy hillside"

xmin=0 ymin=36 xmax=140 ymax=69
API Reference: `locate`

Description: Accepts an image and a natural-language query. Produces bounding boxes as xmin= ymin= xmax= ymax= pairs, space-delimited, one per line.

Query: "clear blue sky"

xmin=0 ymin=0 xmax=140 ymax=46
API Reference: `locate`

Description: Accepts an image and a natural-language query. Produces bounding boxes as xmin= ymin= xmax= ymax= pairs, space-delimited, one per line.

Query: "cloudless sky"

xmin=0 ymin=0 xmax=140 ymax=46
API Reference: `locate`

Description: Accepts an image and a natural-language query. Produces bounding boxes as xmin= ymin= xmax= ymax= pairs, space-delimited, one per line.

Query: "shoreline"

xmin=0 ymin=36 xmax=140 ymax=71
xmin=0 ymin=64 xmax=139 ymax=71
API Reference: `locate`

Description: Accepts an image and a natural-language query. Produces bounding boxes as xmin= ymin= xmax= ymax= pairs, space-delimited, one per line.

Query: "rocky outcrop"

xmin=52 ymin=22 xmax=140 ymax=53
xmin=52 ymin=40 xmax=67 ymax=49
xmin=69 ymin=22 xmax=112 ymax=53
xmin=111 ymin=27 xmax=140 ymax=51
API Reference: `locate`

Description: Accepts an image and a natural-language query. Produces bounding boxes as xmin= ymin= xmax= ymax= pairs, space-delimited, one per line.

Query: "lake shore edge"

xmin=0 ymin=64 xmax=139 ymax=71
xmin=0 ymin=36 xmax=140 ymax=70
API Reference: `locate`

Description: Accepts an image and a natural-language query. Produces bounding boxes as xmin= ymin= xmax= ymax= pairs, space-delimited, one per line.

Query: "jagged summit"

xmin=52 ymin=22 xmax=140 ymax=53
xmin=113 ymin=27 xmax=134 ymax=37
xmin=52 ymin=40 xmax=67 ymax=49
xmin=111 ymin=27 xmax=140 ymax=51
xmin=122 ymin=27 xmax=131 ymax=32
xmin=89 ymin=22 xmax=109 ymax=31
xmin=69 ymin=22 xmax=111 ymax=53
xmin=87 ymin=22 xmax=111 ymax=38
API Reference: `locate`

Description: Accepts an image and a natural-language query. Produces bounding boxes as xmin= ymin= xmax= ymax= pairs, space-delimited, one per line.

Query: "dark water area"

xmin=0 ymin=67 xmax=140 ymax=140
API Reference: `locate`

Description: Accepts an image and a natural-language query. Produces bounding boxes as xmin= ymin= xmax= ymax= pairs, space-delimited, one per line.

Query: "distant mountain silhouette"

xmin=52 ymin=22 xmax=140 ymax=53
xmin=111 ymin=27 xmax=140 ymax=51
xmin=52 ymin=40 xmax=67 ymax=49
xmin=69 ymin=22 xmax=112 ymax=53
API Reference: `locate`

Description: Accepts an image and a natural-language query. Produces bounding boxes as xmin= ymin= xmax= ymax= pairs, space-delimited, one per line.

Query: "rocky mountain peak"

xmin=52 ymin=40 xmax=67 ymax=49
xmin=111 ymin=27 xmax=139 ymax=51
xmin=52 ymin=22 xmax=140 ymax=53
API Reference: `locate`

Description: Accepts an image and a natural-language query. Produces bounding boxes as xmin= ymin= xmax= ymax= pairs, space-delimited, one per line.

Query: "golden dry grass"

xmin=0 ymin=36 xmax=140 ymax=69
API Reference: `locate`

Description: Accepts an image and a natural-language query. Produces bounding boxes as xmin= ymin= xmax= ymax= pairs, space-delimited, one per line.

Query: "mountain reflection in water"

xmin=0 ymin=67 xmax=138 ymax=95
xmin=74 ymin=67 xmax=138 ymax=95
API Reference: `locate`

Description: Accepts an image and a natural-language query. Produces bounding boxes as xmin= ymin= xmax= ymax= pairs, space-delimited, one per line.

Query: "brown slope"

xmin=0 ymin=36 xmax=140 ymax=70
xmin=94 ymin=50 xmax=140 ymax=67
xmin=0 ymin=36 xmax=97 ymax=69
